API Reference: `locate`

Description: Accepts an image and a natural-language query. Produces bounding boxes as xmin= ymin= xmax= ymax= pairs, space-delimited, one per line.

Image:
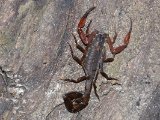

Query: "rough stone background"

xmin=0 ymin=0 xmax=160 ymax=120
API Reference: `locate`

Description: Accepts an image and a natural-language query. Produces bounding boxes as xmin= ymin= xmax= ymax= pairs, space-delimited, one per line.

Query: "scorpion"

xmin=62 ymin=6 xmax=132 ymax=113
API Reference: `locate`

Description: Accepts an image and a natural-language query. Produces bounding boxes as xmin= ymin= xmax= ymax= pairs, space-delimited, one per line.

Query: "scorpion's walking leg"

xmin=68 ymin=42 xmax=88 ymax=67
xmin=93 ymin=69 xmax=100 ymax=100
xmin=107 ymin=19 xmax=132 ymax=55
xmin=102 ymin=45 xmax=115 ymax=63
xmin=100 ymin=62 xmax=120 ymax=85
xmin=68 ymin=43 xmax=84 ymax=66
xmin=72 ymin=33 xmax=85 ymax=53
xmin=100 ymin=62 xmax=116 ymax=80
xmin=61 ymin=76 xmax=89 ymax=83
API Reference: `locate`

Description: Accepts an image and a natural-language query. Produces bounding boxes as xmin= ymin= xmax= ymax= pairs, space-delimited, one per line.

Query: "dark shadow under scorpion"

xmin=60 ymin=6 xmax=132 ymax=114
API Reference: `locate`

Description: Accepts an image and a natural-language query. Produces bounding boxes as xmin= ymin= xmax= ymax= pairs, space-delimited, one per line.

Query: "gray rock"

xmin=0 ymin=0 xmax=159 ymax=120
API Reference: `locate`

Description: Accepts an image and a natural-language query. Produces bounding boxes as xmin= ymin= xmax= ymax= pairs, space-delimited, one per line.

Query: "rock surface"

xmin=0 ymin=0 xmax=160 ymax=120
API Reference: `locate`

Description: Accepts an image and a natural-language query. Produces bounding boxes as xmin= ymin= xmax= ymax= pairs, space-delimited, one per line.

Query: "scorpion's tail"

xmin=63 ymin=91 xmax=89 ymax=113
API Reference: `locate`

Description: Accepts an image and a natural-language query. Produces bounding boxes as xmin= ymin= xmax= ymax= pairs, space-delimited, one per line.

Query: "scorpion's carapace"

xmin=62 ymin=6 xmax=132 ymax=113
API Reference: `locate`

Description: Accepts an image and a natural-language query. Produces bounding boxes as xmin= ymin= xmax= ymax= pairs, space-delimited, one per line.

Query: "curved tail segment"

xmin=63 ymin=91 xmax=89 ymax=113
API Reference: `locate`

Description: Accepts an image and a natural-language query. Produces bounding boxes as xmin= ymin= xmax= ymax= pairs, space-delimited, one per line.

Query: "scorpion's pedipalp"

xmin=106 ymin=18 xmax=132 ymax=55
xmin=78 ymin=7 xmax=96 ymax=45
xmin=86 ymin=20 xmax=92 ymax=35
xmin=78 ymin=7 xmax=96 ymax=28
xmin=124 ymin=18 xmax=132 ymax=45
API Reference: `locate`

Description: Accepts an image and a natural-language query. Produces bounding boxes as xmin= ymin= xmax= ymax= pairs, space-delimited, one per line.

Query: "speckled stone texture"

xmin=0 ymin=0 xmax=159 ymax=120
